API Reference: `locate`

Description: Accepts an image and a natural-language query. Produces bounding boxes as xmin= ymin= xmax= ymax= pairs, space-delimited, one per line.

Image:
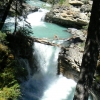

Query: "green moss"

xmin=59 ymin=0 xmax=65 ymax=5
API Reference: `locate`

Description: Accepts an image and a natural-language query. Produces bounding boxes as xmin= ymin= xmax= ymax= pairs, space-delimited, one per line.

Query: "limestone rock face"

xmin=79 ymin=13 xmax=88 ymax=20
xmin=81 ymin=4 xmax=92 ymax=12
xmin=69 ymin=0 xmax=83 ymax=6
xmin=58 ymin=45 xmax=83 ymax=81
xmin=45 ymin=6 xmax=89 ymax=28
xmin=57 ymin=28 xmax=86 ymax=81
xmin=45 ymin=0 xmax=92 ymax=28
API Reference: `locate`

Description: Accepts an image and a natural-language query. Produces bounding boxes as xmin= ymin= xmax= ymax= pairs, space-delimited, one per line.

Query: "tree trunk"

xmin=14 ymin=0 xmax=17 ymax=34
xmin=73 ymin=0 xmax=100 ymax=100
xmin=0 ymin=0 xmax=13 ymax=30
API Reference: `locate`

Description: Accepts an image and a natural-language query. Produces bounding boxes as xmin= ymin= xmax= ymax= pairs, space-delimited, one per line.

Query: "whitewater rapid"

xmin=19 ymin=42 xmax=77 ymax=100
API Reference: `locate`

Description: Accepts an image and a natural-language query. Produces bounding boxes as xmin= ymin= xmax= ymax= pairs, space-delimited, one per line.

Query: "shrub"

xmin=0 ymin=34 xmax=21 ymax=100
xmin=0 ymin=62 xmax=21 ymax=100
xmin=0 ymin=84 xmax=20 ymax=100
xmin=0 ymin=31 xmax=7 ymax=44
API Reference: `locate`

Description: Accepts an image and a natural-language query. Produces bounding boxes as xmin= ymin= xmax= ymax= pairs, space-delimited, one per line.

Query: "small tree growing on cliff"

xmin=73 ymin=0 xmax=100 ymax=100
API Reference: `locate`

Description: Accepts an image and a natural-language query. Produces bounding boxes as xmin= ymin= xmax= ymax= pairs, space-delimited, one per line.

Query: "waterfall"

xmin=26 ymin=8 xmax=49 ymax=26
xmin=18 ymin=42 xmax=94 ymax=100
xmin=19 ymin=42 xmax=78 ymax=100
xmin=33 ymin=42 xmax=60 ymax=75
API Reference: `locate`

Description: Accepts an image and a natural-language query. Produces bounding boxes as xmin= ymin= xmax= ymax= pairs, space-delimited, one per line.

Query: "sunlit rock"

xmin=69 ymin=0 xmax=83 ymax=6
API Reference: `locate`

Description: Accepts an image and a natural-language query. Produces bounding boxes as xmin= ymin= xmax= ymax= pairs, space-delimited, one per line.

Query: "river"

xmin=4 ymin=0 xmax=93 ymax=100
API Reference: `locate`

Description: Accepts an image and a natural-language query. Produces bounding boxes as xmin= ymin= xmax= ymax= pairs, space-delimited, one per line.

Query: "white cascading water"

xmin=26 ymin=8 xmax=49 ymax=26
xmin=19 ymin=42 xmax=93 ymax=100
xmin=19 ymin=42 xmax=77 ymax=100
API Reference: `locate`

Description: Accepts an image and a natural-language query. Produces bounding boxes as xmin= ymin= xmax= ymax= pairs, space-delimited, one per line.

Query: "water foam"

xmin=19 ymin=42 xmax=77 ymax=100
xmin=26 ymin=9 xmax=49 ymax=26
xmin=41 ymin=75 xmax=76 ymax=100
xmin=19 ymin=41 xmax=93 ymax=100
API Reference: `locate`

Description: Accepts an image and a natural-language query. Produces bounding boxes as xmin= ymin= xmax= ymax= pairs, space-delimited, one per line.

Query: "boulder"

xmin=58 ymin=45 xmax=83 ymax=81
xmin=22 ymin=3 xmax=39 ymax=16
xmin=45 ymin=5 xmax=89 ymax=28
xmin=80 ymin=4 xmax=92 ymax=12
xmin=67 ymin=28 xmax=86 ymax=40
xmin=79 ymin=13 xmax=88 ymax=20
xmin=69 ymin=0 xmax=83 ymax=6
xmin=77 ymin=18 xmax=89 ymax=25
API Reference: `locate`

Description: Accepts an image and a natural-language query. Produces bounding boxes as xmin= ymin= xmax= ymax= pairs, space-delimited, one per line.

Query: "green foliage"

xmin=1 ymin=64 xmax=17 ymax=87
xmin=0 ymin=31 xmax=7 ymax=44
xmin=0 ymin=43 xmax=9 ymax=69
xmin=7 ymin=29 xmax=34 ymax=59
xmin=0 ymin=18 xmax=34 ymax=100
xmin=0 ymin=42 xmax=29 ymax=99
xmin=0 ymin=43 xmax=8 ymax=54
xmin=0 ymin=84 xmax=20 ymax=100
xmin=0 ymin=57 xmax=21 ymax=100
xmin=0 ymin=34 xmax=21 ymax=100
xmin=0 ymin=66 xmax=21 ymax=100
xmin=58 ymin=0 xmax=69 ymax=6
xmin=59 ymin=0 xmax=65 ymax=5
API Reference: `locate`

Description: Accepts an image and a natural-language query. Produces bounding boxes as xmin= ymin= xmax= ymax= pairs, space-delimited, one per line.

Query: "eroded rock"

xmin=69 ymin=0 xmax=83 ymax=6
xmin=45 ymin=0 xmax=92 ymax=28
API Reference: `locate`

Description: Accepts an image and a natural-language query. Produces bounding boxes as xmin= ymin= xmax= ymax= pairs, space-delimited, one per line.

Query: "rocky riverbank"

xmin=57 ymin=28 xmax=86 ymax=81
xmin=45 ymin=0 xmax=92 ymax=28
